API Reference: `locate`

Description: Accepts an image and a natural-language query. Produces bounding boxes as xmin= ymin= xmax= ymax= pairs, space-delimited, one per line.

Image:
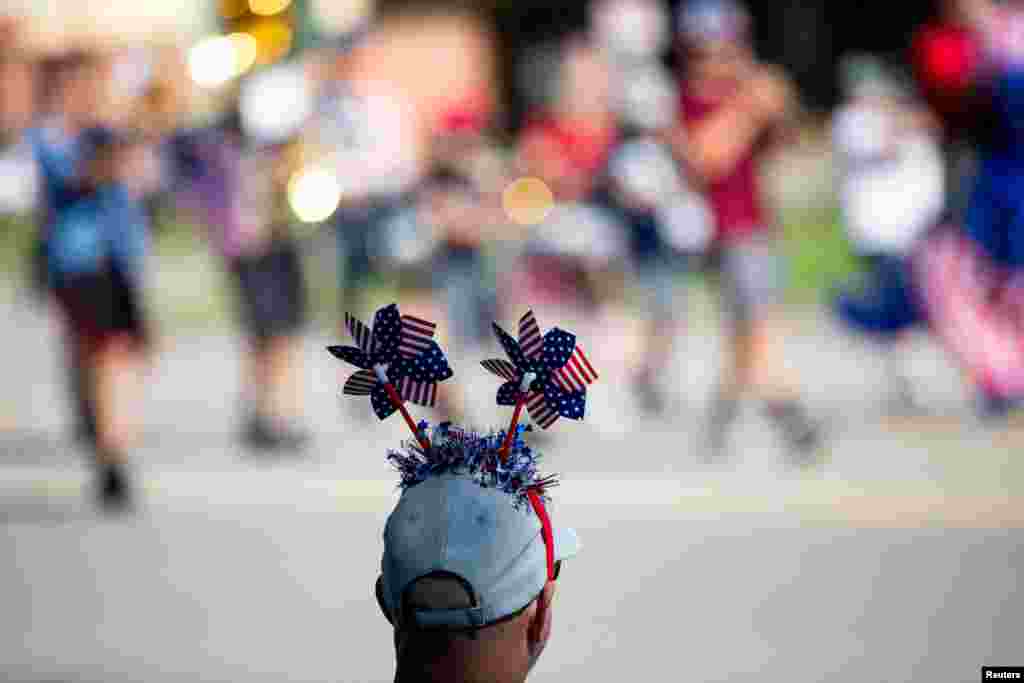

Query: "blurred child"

xmin=831 ymin=55 xmax=945 ymax=414
xmin=29 ymin=51 xmax=109 ymax=445
xmin=170 ymin=114 xmax=311 ymax=452
xmin=590 ymin=0 xmax=703 ymax=414
xmin=668 ymin=0 xmax=823 ymax=463
xmin=515 ymin=35 xmax=620 ymax=317
xmin=47 ymin=127 xmax=151 ymax=510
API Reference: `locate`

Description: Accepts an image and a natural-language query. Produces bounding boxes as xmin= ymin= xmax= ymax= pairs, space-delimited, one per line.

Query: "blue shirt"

xmin=47 ymin=184 xmax=149 ymax=285
xmin=26 ymin=125 xmax=82 ymax=229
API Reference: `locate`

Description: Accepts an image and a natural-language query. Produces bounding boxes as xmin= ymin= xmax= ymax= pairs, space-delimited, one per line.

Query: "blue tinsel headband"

xmin=386 ymin=420 xmax=560 ymax=511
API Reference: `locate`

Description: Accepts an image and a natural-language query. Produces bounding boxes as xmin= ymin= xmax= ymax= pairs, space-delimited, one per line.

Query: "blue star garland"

xmin=386 ymin=421 xmax=557 ymax=510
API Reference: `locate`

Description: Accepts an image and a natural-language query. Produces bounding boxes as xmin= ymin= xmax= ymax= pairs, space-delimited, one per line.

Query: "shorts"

xmin=231 ymin=239 xmax=307 ymax=343
xmin=706 ymin=233 xmax=783 ymax=329
xmin=54 ymin=266 xmax=148 ymax=353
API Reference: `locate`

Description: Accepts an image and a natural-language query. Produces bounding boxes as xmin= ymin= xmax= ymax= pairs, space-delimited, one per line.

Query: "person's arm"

xmin=667 ymin=96 xmax=766 ymax=187
xmin=669 ymin=67 xmax=792 ymax=185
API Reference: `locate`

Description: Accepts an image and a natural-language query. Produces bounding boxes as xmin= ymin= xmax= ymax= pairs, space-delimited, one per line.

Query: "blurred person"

xmin=45 ymin=126 xmax=151 ymax=511
xmin=668 ymin=0 xmax=823 ymax=463
xmin=419 ymin=114 xmax=501 ymax=421
xmin=515 ymin=35 xmax=620 ymax=316
xmin=831 ymin=56 xmax=946 ymax=414
xmin=430 ymin=102 xmax=501 ymax=349
xmin=375 ymin=424 xmax=578 ymax=683
xmin=942 ymin=0 xmax=1024 ymax=418
xmin=28 ymin=51 xmax=111 ymax=445
xmin=170 ymin=112 xmax=311 ymax=452
xmin=314 ymin=26 xmax=421 ymax=324
xmin=589 ymin=0 xmax=706 ymax=414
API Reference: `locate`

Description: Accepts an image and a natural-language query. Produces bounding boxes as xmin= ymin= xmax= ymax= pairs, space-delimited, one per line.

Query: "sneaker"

xmin=96 ymin=462 xmax=133 ymax=513
xmin=275 ymin=424 xmax=312 ymax=454
xmin=976 ymin=392 xmax=1020 ymax=424
xmin=884 ymin=378 xmax=921 ymax=417
xmin=703 ymin=391 xmax=740 ymax=460
xmin=242 ymin=414 xmax=278 ymax=451
xmin=764 ymin=400 xmax=824 ymax=467
xmin=633 ymin=374 xmax=667 ymax=416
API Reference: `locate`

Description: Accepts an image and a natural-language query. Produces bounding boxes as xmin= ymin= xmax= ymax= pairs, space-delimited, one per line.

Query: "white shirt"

xmin=832 ymin=102 xmax=945 ymax=255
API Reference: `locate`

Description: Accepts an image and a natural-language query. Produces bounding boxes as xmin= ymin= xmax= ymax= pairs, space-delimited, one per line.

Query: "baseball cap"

xmin=379 ymin=452 xmax=580 ymax=629
xmin=677 ymin=0 xmax=751 ymax=48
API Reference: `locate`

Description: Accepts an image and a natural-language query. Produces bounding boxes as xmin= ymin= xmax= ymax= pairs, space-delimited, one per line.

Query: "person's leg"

xmin=69 ymin=334 xmax=97 ymax=443
xmin=90 ymin=334 xmax=144 ymax=509
xmin=632 ymin=253 xmax=682 ymax=415
xmin=263 ymin=333 xmax=309 ymax=448
xmin=722 ymin=235 xmax=822 ymax=461
xmin=337 ymin=202 xmax=380 ymax=324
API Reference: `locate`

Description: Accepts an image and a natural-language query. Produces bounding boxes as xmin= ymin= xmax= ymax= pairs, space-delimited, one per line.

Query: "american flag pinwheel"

xmin=481 ymin=310 xmax=598 ymax=432
xmin=328 ymin=303 xmax=454 ymax=446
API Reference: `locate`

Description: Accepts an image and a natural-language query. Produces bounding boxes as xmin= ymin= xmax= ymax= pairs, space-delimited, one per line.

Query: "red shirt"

xmin=680 ymin=89 xmax=768 ymax=245
xmin=520 ymin=112 xmax=618 ymax=201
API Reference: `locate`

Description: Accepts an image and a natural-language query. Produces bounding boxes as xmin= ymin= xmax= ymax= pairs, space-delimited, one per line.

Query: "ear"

xmin=526 ymin=580 xmax=557 ymax=653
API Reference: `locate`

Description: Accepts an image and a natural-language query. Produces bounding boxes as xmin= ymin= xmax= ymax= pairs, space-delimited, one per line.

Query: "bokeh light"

xmin=249 ymin=0 xmax=292 ymax=17
xmin=187 ymin=33 xmax=258 ymax=89
xmin=502 ymin=177 xmax=554 ymax=226
xmin=288 ymin=166 xmax=341 ymax=223
xmin=248 ymin=16 xmax=293 ymax=64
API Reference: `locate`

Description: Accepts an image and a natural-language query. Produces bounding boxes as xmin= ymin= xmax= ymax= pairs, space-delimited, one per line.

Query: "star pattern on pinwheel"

xmin=328 ymin=304 xmax=454 ymax=420
xmin=480 ymin=310 xmax=598 ymax=429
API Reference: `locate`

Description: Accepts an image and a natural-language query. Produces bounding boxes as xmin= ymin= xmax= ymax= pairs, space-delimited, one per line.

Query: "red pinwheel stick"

xmin=498 ymin=372 xmax=537 ymax=463
xmin=376 ymin=365 xmax=431 ymax=451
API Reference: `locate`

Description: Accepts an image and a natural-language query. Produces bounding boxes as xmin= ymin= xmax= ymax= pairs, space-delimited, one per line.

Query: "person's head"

xmin=589 ymin=0 xmax=671 ymax=63
xmin=556 ymin=34 xmax=613 ymax=118
xmin=840 ymin=53 xmax=899 ymax=104
xmin=376 ymin=426 xmax=579 ymax=683
xmin=52 ymin=50 xmax=109 ymax=129
xmin=677 ymin=0 xmax=755 ymax=85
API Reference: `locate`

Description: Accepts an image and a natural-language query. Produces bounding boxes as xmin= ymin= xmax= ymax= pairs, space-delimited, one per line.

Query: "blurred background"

xmin=1 ymin=0 xmax=1022 ymax=681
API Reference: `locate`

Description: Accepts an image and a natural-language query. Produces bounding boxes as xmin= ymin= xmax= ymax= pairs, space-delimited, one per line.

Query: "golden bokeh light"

xmin=249 ymin=0 xmax=292 ymax=17
xmin=503 ymin=177 xmax=554 ymax=226
xmin=219 ymin=0 xmax=249 ymax=20
xmin=248 ymin=17 xmax=293 ymax=64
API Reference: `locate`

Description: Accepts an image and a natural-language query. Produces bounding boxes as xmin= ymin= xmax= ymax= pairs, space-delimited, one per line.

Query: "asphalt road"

xmin=2 ymin=293 xmax=1022 ymax=683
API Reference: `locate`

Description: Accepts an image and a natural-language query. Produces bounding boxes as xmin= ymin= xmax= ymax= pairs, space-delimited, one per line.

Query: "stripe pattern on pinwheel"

xmin=480 ymin=310 xmax=598 ymax=429
xmin=329 ymin=303 xmax=454 ymax=420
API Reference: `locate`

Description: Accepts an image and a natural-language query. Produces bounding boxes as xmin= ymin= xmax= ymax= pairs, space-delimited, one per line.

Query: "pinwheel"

xmin=482 ymin=310 xmax=598 ymax=459
xmin=328 ymin=303 xmax=453 ymax=449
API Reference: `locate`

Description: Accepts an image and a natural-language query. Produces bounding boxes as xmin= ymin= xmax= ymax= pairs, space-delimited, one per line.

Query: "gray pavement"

xmin=2 ymin=292 xmax=1022 ymax=682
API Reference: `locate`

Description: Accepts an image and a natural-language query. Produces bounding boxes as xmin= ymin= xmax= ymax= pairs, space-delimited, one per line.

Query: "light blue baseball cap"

xmin=379 ymin=473 xmax=580 ymax=629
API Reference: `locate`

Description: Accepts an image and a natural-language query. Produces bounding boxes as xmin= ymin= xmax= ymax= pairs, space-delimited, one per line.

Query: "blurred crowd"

xmin=0 ymin=0 xmax=1022 ymax=510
